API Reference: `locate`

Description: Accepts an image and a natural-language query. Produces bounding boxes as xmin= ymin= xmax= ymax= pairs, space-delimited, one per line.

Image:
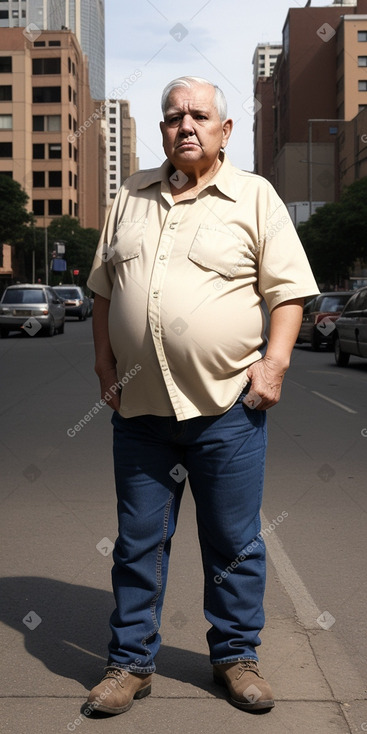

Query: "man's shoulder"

xmin=122 ymin=165 xmax=165 ymax=192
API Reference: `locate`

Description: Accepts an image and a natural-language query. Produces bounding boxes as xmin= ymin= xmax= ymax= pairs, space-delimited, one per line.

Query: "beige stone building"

xmin=0 ymin=27 xmax=106 ymax=233
xmin=105 ymin=98 xmax=139 ymax=206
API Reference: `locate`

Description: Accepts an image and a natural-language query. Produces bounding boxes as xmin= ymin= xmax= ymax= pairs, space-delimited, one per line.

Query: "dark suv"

xmin=297 ymin=292 xmax=353 ymax=350
xmin=334 ymin=287 xmax=367 ymax=366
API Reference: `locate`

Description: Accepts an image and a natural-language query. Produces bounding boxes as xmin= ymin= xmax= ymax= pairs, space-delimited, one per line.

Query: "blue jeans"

xmin=108 ymin=395 xmax=267 ymax=673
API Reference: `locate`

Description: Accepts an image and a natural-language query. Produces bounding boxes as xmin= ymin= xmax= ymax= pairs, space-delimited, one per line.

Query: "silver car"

xmin=0 ymin=284 xmax=65 ymax=337
xmin=334 ymin=286 xmax=367 ymax=366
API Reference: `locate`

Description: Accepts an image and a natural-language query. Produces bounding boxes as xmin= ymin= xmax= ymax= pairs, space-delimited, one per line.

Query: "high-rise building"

xmin=0 ymin=0 xmax=105 ymax=100
xmin=252 ymin=43 xmax=282 ymax=89
xmin=105 ymin=99 xmax=139 ymax=206
xmin=0 ymin=26 xmax=106 ymax=231
xmin=254 ymin=0 xmax=367 ymax=211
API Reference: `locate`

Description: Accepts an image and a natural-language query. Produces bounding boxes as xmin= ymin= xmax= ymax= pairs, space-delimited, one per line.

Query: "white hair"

xmin=161 ymin=76 xmax=228 ymax=121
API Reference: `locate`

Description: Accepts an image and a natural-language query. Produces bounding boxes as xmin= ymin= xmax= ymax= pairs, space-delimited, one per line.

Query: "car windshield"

xmin=54 ymin=288 xmax=80 ymax=299
xmin=2 ymin=288 xmax=46 ymax=304
xmin=319 ymin=295 xmax=351 ymax=312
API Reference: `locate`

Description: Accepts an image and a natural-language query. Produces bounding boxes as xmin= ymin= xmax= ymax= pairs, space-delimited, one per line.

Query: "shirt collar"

xmin=136 ymin=152 xmax=238 ymax=202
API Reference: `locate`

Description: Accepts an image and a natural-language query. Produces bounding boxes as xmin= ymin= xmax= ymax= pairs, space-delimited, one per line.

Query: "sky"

xmin=104 ymin=0 xmax=339 ymax=172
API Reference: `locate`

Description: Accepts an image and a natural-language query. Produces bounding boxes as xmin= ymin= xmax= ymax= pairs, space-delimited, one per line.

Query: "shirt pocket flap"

xmin=110 ymin=220 xmax=145 ymax=264
xmin=188 ymin=225 xmax=252 ymax=278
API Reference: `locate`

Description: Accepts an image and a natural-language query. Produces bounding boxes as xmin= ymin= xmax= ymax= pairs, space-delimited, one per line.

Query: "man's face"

xmin=160 ymin=84 xmax=232 ymax=173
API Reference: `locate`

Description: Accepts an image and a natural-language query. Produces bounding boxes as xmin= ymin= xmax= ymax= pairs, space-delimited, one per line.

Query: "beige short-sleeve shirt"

xmin=87 ymin=154 xmax=319 ymax=421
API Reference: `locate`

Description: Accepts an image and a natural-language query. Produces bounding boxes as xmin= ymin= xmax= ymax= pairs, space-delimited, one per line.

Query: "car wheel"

xmin=0 ymin=327 xmax=9 ymax=338
xmin=311 ymin=328 xmax=321 ymax=351
xmin=334 ymin=336 xmax=350 ymax=367
xmin=46 ymin=319 xmax=55 ymax=337
xmin=58 ymin=320 xmax=65 ymax=334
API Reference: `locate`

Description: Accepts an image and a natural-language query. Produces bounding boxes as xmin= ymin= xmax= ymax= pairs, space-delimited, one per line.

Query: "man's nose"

xmin=178 ymin=114 xmax=195 ymax=134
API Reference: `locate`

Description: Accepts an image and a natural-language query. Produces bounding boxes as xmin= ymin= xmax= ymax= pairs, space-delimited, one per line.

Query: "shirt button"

xmin=169 ymin=222 xmax=178 ymax=229
xmin=159 ymin=254 xmax=167 ymax=260
xmin=154 ymin=327 xmax=160 ymax=334
xmin=152 ymin=290 xmax=159 ymax=297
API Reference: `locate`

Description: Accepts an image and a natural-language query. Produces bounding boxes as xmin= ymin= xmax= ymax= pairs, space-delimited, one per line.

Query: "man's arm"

xmin=92 ymin=293 xmax=121 ymax=411
xmin=245 ymin=297 xmax=304 ymax=410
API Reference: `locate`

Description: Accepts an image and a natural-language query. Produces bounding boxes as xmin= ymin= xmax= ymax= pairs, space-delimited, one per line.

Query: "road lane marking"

xmin=311 ymin=391 xmax=357 ymax=414
xmin=261 ymin=511 xmax=322 ymax=629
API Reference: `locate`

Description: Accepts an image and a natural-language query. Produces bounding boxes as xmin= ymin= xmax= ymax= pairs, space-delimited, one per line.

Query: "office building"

xmin=0 ymin=0 xmax=105 ymax=100
xmin=252 ymin=43 xmax=282 ymax=89
xmin=105 ymin=99 xmax=139 ymax=205
xmin=0 ymin=27 xmax=106 ymax=231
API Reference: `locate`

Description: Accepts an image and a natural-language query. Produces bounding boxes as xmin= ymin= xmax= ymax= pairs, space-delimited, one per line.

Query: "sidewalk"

xmin=0 ymin=469 xmax=365 ymax=734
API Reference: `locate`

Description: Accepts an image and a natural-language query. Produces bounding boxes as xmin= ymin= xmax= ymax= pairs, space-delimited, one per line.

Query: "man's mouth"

xmin=177 ymin=140 xmax=200 ymax=149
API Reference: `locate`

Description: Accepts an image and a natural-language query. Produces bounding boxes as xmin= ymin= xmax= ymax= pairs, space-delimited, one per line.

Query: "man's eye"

xmin=167 ymin=116 xmax=180 ymax=124
xmin=196 ymin=115 xmax=207 ymax=120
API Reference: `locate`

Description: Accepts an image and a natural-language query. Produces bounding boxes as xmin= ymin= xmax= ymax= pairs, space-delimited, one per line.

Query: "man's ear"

xmin=222 ymin=118 xmax=233 ymax=149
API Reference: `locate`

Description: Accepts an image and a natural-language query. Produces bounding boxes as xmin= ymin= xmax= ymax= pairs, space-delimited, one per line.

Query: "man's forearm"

xmin=265 ymin=297 xmax=304 ymax=371
xmin=92 ymin=293 xmax=116 ymax=374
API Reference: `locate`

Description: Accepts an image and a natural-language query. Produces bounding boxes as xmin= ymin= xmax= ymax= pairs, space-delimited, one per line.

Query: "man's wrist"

xmin=95 ymin=361 xmax=117 ymax=377
xmin=263 ymin=353 xmax=290 ymax=372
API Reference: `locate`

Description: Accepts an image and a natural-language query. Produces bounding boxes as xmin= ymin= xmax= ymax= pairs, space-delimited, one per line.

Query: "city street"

xmin=0 ymin=319 xmax=366 ymax=734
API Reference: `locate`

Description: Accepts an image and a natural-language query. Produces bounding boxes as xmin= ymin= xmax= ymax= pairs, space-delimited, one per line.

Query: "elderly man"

xmin=86 ymin=76 xmax=318 ymax=716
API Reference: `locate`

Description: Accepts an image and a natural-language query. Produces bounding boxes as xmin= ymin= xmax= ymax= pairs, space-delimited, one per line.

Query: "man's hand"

xmin=244 ymin=298 xmax=304 ymax=411
xmin=245 ymin=356 xmax=287 ymax=410
xmin=98 ymin=366 xmax=121 ymax=412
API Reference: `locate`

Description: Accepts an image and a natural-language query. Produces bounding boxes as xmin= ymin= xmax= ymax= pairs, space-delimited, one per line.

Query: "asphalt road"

xmin=0 ymin=319 xmax=366 ymax=734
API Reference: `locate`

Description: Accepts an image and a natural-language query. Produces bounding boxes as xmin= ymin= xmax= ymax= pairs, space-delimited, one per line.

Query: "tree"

xmin=0 ymin=175 xmax=32 ymax=245
xmin=298 ymin=177 xmax=367 ymax=287
xmin=47 ymin=216 xmax=99 ymax=287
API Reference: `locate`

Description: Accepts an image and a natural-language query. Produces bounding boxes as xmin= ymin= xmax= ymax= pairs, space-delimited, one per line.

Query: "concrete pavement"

xmin=0 ymin=323 xmax=365 ymax=733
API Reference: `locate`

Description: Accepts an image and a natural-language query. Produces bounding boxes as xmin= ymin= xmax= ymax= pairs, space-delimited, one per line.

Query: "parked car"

xmin=0 ymin=284 xmax=65 ymax=337
xmin=297 ymin=291 xmax=353 ymax=350
xmin=334 ymin=286 xmax=367 ymax=366
xmin=85 ymin=295 xmax=94 ymax=317
xmin=53 ymin=285 xmax=88 ymax=320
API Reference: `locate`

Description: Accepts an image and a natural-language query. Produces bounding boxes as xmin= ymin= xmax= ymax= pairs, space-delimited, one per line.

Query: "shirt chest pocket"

xmin=110 ymin=220 xmax=146 ymax=265
xmin=187 ymin=225 xmax=256 ymax=279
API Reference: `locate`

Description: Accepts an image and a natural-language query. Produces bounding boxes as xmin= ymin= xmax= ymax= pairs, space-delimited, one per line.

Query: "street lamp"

xmin=308 ymin=118 xmax=348 ymax=218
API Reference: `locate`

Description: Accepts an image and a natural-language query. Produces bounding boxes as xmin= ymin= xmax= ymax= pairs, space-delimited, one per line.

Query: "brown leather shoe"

xmin=213 ymin=659 xmax=274 ymax=711
xmin=86 ymin=666 xmax=152 ymax=715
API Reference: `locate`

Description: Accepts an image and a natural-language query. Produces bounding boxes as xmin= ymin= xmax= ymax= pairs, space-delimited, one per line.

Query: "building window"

xmin=33 ymin=86 xmax=61 ymax=103
xmin=74 ymin=174 xmax=77 ymax=189
xmin=110 ymin=165 xmax=116 ymax=171
xmin=48 ymin=143 xmax=61 ymax=158
xmin=0 ymin=11 xmax=9 ymax=19
xmin=73 ymin=90 xmax=76 ymax=105
xmin=110 ymin=127 xmax=116 ymax=133
xmin=32 ymin=58 xmax=61 ymax=75
xmin=110 ymin=145 xmax=116 ymax=151
xmin=33 ymin=171 xmax=45 ymax=187
xmin=48 ymin=40 xmax=61 ymax=47
xmin=69 ymin=199 xmax=73 ymax=215
xmin=33 ymin=143 xmax=45 ymax=159
xmin=49 ymin=171 xmax=62 ymax=187
xmin=109 ymin=117 xmax=116 ymax=124
xmin=74 ymin=202 xmax=78 ymax=217
xmin=359 ymin=80 xmax=367 ymax=91
xmin=34 ymin=41 xmax=46 ymax=47
xmin=73 ymin=147 xmax=77 ymax=162
xmin=110 ymin=136 xmax=116 ymax=142
xmin=68 ymin=57 xmax=71 ymax=73
xmin=0 ymin=57 xmax=12 ymax=73
xmin=109 ymin=107 xmax=116 ymax=113
xmin=68 ymin=142 xmax=72 ymax=158
xmin=33 ymin=114 xmax=61 ymax=131
xmin=32 ymin=200 xmax=45 ymax=215
xmin=110 ymin=174 xmax=116 ymax=180
xmin=47 ymin=114 xmax=61 ymax=131
xmin=0 ymin=85 xmax=12 ymax=101
xmin=69 ymin=171 xmax=72 ymax=186
xmin=110 ymin=184 xmax=117 ymax=189
xmin=0 ymin=114 xmax=12 ymax=129
xmin=48 ymin=199 xmax=62 ymax=215
xmin=358 ymin=56 xmax=367 ymax=67
xmin=0 ymin=142 xmax=12 ymax=157
xmin=72 ymin=62 xmax=75 ymax=76
xmin=68 ymin=85 xmax=72 ymax=102
xmin=358 ymin=31 xmax=367 ymax=42
xmin=359 ymin=104 xmax=367 ymax=112
xmin=110 ymin=155 xmax=116 ymax=161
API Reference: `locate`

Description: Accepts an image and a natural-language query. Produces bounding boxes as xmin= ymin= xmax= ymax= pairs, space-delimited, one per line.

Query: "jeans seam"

xmin=141 ymin=492 xmax=174 ymax=654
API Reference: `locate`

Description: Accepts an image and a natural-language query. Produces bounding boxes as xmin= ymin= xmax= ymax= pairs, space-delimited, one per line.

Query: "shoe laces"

xmin=237 ymin=660 xmax=263 ymax=679
xmin=102 ymin=666 xmax=128 ymax=688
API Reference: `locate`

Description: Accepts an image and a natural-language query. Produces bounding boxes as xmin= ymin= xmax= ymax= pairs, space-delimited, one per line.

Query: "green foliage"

xmin=0 ymin=175 xmax=32 ymax=245
xmin=22 ymin=215 xmax=99 ymax=287
xmin=297 ymin=177 xmax=367 ymax=287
